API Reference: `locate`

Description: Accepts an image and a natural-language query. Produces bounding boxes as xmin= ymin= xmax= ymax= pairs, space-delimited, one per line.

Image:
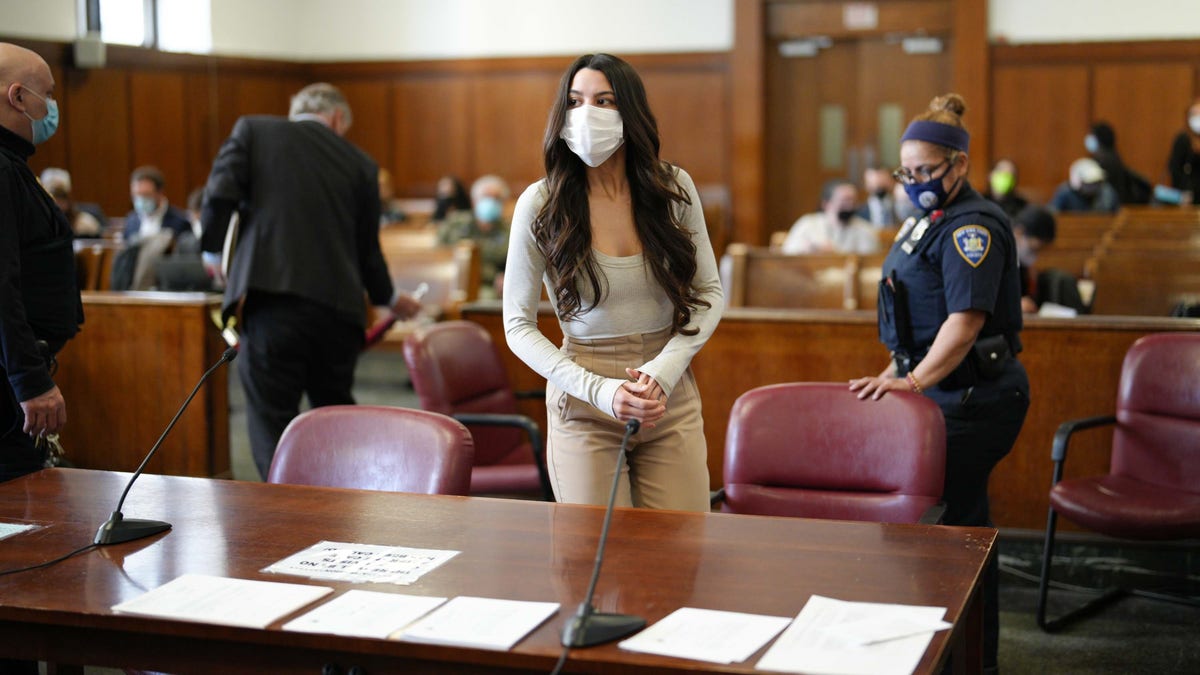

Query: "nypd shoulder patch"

xmin=952 ymin=225 xmax=991 ymax=268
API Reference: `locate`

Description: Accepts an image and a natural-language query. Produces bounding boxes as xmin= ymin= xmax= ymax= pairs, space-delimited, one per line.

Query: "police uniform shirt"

xmin=880 ymin=183 xmax=1022 ymax=358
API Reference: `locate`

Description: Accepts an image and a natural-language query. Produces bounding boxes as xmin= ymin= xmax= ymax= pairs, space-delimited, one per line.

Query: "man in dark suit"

xmin=199 ymin=82 xmax=420 ymax=479
xmin=122 ymin=165 xmax=194 ymax=243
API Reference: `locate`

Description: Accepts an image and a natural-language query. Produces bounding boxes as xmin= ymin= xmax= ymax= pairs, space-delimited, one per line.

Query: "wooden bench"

xmin=461 ymin=302 xmax=1200 ymax=532
xmin=73 ymin=238 xmax=125 ymax=290
xmin=720 ymin=244 xmax=883 ymax=311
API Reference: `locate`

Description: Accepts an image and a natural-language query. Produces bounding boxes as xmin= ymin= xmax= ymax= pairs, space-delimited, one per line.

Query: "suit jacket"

xmin=123 ymin=205 xmax=193 ymax=242
xmin=199 ymin=116 xmax=392 ymax=325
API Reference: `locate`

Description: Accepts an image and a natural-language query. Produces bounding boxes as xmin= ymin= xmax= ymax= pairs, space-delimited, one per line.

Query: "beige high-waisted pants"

xmin=544 ymin=328 xmax=710 ymax=512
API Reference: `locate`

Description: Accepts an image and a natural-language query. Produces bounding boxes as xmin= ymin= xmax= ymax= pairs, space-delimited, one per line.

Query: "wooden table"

xmin=0 ymin=469 xmax=994 ymax=674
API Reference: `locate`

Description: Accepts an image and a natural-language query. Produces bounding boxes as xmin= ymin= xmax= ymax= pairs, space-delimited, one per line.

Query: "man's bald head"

xmin=0 ymin=42 xmax=55 ymax=142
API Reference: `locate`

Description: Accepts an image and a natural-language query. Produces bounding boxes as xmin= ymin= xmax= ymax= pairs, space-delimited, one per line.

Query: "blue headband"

xmin=900 ymin=120 xmax=970 ymax=153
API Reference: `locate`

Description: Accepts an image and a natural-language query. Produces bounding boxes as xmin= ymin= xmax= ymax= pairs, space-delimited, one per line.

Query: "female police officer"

xmin=849 ymin=93 xmax=1029 ymax=674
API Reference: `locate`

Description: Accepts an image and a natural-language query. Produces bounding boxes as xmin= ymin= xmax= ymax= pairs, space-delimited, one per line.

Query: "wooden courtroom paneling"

xmin=462 ymin=303 xmax=1200 ymax=531
xmin=53 ymin=292 xmax=231 ymax=478
xmin=389 ymin=76 xmax=474 ymax=197
xmin=63 ymin=68 xmax=133 ymax=218
xmin=1093 ymin=63 xmax=1195 ymax=185
xmin=991 ymin=64 xmax=1091 ymax=205
xmin=469 ymin=71 xmax=559 ymax=188
xmin=340 ymin=79 xmax=395 ymax=178
xmin=129 ymin=71 xmax=189 ymax=206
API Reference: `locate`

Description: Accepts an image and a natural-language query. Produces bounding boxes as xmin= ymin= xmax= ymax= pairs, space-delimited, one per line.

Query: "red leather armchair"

xmin=1036 ymin=332 xmax=1200 ymax=631
xmin=715 ymin=382 xmax=946 ymax=524
xmin=266 ymin=405 xmax=474 ymax=496
xmin=403 ymin=321 xmax=553 ymax=500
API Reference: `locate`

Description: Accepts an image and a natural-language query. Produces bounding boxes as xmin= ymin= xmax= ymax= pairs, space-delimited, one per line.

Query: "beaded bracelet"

xmin=906 ymin=371 xmax=924 ymax=394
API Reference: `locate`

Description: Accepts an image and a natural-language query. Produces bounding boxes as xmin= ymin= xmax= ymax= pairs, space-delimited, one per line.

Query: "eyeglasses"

xmin=892 ymin=158 xmax=952 ymax=186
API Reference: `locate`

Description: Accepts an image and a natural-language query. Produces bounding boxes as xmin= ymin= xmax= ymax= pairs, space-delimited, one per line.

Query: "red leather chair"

xmin=715 ymin=382 xmax=946 ymax=524
xmin=1037 ymin=332 xmax=1200 ymax=631
xmin=266 ymin=405 xmax=474 ymax=495
xmin=403 ymin=321 xmax=553 ymax=500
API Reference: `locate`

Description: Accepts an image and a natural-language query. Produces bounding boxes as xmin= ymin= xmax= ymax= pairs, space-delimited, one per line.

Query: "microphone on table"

xmin=561 ymin=418 xmax=647 ymax=648
xmin=93 ymin=347 xmax=238 ymax=546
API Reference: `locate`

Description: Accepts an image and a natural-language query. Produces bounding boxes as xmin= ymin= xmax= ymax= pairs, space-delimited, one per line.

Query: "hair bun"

xmin=930 ymin=93 xmax=967 ymax=119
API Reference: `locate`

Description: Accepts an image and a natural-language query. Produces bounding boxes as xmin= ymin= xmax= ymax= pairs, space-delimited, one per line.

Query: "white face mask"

xmin=560 ymin=105 xmax=624 ymax=167
xmin=1190 ymin=115 xmax=1200 ymax=135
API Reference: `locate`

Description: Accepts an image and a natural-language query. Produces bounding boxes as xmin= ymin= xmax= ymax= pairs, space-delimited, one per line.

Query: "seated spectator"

xmin=123 ymin=165 xmax=194 ymax=243
xmin=781 ymin=179 xmax=879 ymax=255
xmin=1166 ymin=98 xmax=1200 ymax=204
xmin=378 ymin=168 xmax=407 ymax=226
xmin=1049 ymin=158 xmax=1120 ymax=213
xmin=436 ymin=174 xmax=511 ymax=298
xmin=856 ymin=165 xmax=898 ymax=227
xmin=983 ymin=157 xmax=1028 ymax=218
xmin=432 ymin=174 xmax=471 ymax=223
xmin=1013 ymin=205 xmax=1086 ymax=315
xmin=39 ymin=167 xmax=102 ymax=237
xmin=1086 ymin=122 xmax=1150 ymax=205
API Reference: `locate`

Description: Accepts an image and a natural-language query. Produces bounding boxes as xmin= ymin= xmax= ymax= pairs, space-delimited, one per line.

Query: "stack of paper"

xmin=112 ymin=574 xmax=333 ymax=629
xmin=0 ymin=522 xmax=38 ymax=541
xmin=282 ymin=590 xmax=447 ymax=639
xmin=619 ymin=607 xmax=792 ymax=664
xmin=397 ymin=596 xmax=559 ymax=651
xmin=756 ymin=595 xmax=951 ymax=675
xmin=262 ymin=540 xmax=459 ymax=585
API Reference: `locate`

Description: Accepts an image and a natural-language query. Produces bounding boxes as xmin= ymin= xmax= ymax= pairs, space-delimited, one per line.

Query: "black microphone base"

xmin=562 ymin=611 xmax=646 ymax=648
xmin=94 ymin=512 xmax=171 ymax=546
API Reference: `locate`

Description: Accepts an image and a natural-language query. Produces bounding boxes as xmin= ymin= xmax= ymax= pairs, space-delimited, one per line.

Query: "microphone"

xmin=561 ymin=418 xmax=646 ymax=648
xmin=94 ymin=347 xmax=238 ymax=546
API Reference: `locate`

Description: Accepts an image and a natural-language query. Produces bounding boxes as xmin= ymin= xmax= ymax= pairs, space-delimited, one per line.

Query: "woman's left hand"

xmin=848 ymin=375 xmax=907 ymax=400
xmin=624 ymin=368 xmax=666 ymax=402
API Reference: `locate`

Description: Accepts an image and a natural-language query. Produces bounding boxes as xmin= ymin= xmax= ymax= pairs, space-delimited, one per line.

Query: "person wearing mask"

xmin=849 ymin=93 xmax=1028 ymax=675
xmin=436 ymin=174 xmax=512 ymax=298
xmin=40 ymin=167 xmax=105 ymax=237
xmin=781 ymin=179 xmax=879 ymax=254
xmin=431 ymin=174 xmax=471 ymax=222
xmin=503 ymin=53 xmax=723 ymax=512
xmin=0 ymin=41 xmax=84 ymax=495
xmin=1166 ymin=98 xmax=1200 ymax=204
xmin=122 ymin=165 xmax=194 ymax=243
xmin=1012 ymin=205 xmax=1056 ymax=313
xmin=1086 ymin=122 xmax=1150 ymax=205
xmin=983 ymin=158 xmax=1028 ymax=218
xmin=857 ymin=165 xmax=898 ymax=227
xmin=199 ymin=83 xmax=421 ymax=479
xmin=1049 ymin=158 xmax=1120 ymax=213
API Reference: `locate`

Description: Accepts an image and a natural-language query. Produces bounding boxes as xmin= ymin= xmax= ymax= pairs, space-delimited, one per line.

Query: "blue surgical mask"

xmin=22 ymin=89 xmax=59 ymax=145
xmin=133 ymin=196 xmax=158 ymax=216
xmin=474 ymin=196 xmax=502 ymax=223
xmin=1084 ymin=134 xmax=1099 ymax=154
xmin=903 ymin=171 xmax=961 ymax=211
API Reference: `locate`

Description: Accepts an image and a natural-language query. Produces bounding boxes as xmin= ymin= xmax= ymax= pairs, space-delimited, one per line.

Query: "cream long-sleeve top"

xmin=502 ymin=166 xmax=724 ymax=420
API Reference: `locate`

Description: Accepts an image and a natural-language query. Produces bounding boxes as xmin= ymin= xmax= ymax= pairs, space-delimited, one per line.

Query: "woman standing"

xmin=849 ymin=93 xmax=1029 ymax=674
xmin=503 ymin=54 xmax=722 ymax=512
xmin=1166 ymin=98 xmax=1200 ymax=203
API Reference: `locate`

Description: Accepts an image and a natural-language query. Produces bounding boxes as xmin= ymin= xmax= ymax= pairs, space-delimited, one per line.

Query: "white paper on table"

xmin=282 ymin=590 xmax=447 ymax=639
xmin=756 ymin=595 xmax=948 ymax=675
xmin=619 ymin=607 xmax=793 ymax=664
xmin=397 ymin=596 xmax=559 ymax=651
xmin=262 ymin=540 xmax=459 ymax=585
xmin=0 ymin=522 xmax=38 ymax=541
xmin=111 ymin=574 xmax=333 ymax=629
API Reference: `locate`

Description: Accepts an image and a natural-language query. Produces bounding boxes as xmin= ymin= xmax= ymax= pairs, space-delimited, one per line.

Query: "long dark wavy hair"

xmin=534 ymin=53 xmax=710 ymax=336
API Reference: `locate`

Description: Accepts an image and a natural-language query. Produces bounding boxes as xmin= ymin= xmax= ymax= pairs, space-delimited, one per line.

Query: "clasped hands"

xmin=612 ymin=368 xmax=666 ymax=429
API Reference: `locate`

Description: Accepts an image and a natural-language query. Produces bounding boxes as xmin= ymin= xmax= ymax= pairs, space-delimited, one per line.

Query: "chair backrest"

xmin=1112 ymin=333 xmax=1200 ymax=494
xmin=403 ymin=321 xmax=524 ymax=466
xmin=722 ymin=382 xmax=946 ymax=524
xmin=266 ymin=406 xmax=474 ymax=495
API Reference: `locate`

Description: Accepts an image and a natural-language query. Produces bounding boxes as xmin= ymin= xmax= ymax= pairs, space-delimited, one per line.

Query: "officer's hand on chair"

xmin=21 ymin=386 xmax=66 ymax=437
xmin=848 ymin=376 xmax=904 ymax=401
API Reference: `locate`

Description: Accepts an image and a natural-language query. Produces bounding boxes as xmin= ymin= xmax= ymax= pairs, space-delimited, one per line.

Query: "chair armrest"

xmin=1050 ymin=414 xmax=1116 ymax=485
xmin=710 ymin=487 xmax=726 ymax=508
xmin=451 ymin=412 xmax=553 ymax=501
xmin=514 ymin=389 xmax=546 ymax=401
xmin=918 ymin=502 xmax=946 ymax=525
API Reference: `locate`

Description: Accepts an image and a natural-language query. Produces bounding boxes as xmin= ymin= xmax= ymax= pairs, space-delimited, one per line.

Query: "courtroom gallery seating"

xmin=266 ymin=405 xmax=474 ymax=495
xmin=402 ymin=321 xmax=553 ymax=500
xmin=1036 ymin=333 xmax=1200 ymax=632
xmin=714 ymin=382 xmax=946 ymax=524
